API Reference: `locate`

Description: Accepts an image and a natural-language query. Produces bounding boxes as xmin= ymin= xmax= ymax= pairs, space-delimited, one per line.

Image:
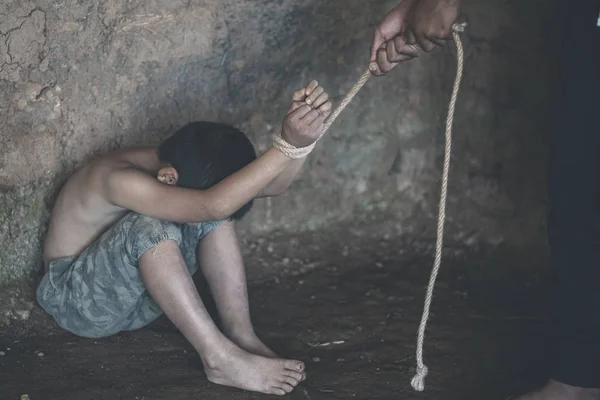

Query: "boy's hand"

xmin=281 ymin=80 xmax=332 ymax=148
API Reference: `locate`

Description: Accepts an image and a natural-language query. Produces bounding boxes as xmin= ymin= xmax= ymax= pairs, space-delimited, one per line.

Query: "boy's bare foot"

xmin=203 ymin=339 xmax=306 ymax=396
xmin=514 ymin=380 xmax=600 ymax=400
xmin=228 ymin=331 xmax=279 ymax=358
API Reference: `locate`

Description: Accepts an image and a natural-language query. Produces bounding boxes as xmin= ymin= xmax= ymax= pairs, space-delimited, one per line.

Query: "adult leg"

xmin=196 ymin=219 xmax=281 ymax=359
xmin=515 ymin=2 xmax=600 ymax=399
xmin=138 ymin=239 xmax=305 ymax=396
xmin=547 ymin=0 xmax=600 ymax=390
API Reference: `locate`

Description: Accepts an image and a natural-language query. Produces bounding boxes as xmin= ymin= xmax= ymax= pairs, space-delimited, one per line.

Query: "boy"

xmin=36 ymin=80 xmax=332 ymax=396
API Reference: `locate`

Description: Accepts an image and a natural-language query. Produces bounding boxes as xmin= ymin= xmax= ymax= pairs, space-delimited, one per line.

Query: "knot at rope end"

xmin=452 ymin=22 xmax=468 ymax=33
xmin=410 ymin=365 xmax=429 ymax=392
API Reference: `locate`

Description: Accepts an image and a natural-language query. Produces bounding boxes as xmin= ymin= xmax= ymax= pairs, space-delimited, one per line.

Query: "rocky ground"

xmin=0 ymin=225 xmax=551 ymax=400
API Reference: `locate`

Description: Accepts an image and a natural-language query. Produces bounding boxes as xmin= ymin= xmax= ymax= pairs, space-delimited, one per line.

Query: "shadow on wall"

xmin=0 ymin=0 xmax=556 ymax=286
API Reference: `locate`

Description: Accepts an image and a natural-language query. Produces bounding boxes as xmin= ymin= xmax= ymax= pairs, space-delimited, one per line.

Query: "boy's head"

xmin=157 ymin=121 xmax=257 ymax=221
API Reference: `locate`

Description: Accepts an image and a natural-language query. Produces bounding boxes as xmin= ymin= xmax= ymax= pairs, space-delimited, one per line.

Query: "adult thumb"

xmin=369 ymin=33 xmax=385 ymax=72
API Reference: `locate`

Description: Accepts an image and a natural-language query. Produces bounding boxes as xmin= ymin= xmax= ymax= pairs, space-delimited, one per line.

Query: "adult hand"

xmin=369 ymin=0 xmax=421 ymax=76
xmin=369 ymin=0 xmax=462 ymax=76
xmin=405 ymin=0 xmax=461 ymax=52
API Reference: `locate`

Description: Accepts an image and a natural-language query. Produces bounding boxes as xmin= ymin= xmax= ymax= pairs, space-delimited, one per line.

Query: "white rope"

xmin=271 ymin=132 xmax=316 ymax=159
xmin=411 ymin=21 xmax=467 ymax=392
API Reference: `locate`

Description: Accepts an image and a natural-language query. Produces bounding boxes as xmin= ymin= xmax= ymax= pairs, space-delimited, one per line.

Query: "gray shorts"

xmin=36 ymin=213 xmax=224 ymax=338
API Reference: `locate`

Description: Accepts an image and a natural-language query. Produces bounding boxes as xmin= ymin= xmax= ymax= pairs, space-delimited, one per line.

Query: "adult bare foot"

xmin=228 ymin=330 xmax=279 ymax=358
xmin=202 ymin=339 xmax=306 ymax=396
xmin=513 ymin=380 xmax=600 ymax=400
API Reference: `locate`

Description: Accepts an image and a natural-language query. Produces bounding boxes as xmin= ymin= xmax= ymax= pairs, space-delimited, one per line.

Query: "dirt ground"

xmin=0 ymin=226 xmax=552 ymax=400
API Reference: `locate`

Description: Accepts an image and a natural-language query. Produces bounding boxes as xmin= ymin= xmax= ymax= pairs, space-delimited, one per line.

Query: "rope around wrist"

xmin=271 ymin=132 xmax=316 ymax=159
xmin=271 ymin=63 xmax=373 ymax=160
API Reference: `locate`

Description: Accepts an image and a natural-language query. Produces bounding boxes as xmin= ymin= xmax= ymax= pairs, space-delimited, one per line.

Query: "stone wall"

xmin=0 ymin=0 xmax=556 ymax=286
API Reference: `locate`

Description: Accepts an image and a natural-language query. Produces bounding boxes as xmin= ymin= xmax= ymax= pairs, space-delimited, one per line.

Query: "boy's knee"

xmin=138 ymin=238 xmax=182 ymax=262
xmin=178 ymin=219 xmax=227 ymax=269
xmin=181 ymin=219 xmax=226 ymax=243
xmin=125 ymin=213 xmax=183 ymax=262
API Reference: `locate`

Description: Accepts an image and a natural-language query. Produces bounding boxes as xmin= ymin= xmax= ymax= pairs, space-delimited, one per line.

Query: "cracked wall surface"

xmin=1 ymin=0 xmax=556 ymax=287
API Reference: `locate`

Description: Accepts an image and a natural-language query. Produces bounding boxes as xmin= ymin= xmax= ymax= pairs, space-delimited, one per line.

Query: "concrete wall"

xmin=0 ymin=0 xmax=556 ymax=286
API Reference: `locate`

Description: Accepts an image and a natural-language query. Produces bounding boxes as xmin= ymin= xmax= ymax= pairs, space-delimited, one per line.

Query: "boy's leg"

xmin=36 ymin=213 xmax=185 ymax=338
xmin=138 ymin=238 xmax=306 ymax=396
xmin=196 ymin=220 xmax=278 ymax=358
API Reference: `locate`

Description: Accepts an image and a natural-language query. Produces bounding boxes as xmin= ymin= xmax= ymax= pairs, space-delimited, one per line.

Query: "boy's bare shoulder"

xmin=93 ymin=147 xmax=160 ymax=200
xmin=96 ymin=147 xmax=158 ymax=174
xmin=59 ymin=147 xmax=158 ymax=208
xmin=43 ymin=147 xmax=159 ymax=263
xmin=82 ymin=147 xmax=156 ymax=182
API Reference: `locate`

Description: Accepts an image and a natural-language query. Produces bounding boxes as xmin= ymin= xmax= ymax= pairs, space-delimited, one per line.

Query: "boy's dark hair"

xmin=158 ymin=121 xmax=257 ymax=221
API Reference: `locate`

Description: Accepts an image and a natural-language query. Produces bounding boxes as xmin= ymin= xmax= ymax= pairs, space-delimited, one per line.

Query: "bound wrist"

xmin=271 ymin=132 xmax=316 ymax=159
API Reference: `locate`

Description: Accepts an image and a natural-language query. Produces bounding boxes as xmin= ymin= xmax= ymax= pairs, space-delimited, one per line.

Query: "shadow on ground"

xmin=0 ymin=227 xmax=552 ymax=400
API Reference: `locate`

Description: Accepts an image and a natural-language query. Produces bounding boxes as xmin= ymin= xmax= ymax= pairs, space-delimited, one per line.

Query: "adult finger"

xmin=405 ymin=28 xmax=417 ymax=45
xmin=413 ymin=30 xmax=437 ymax=52
xmin=376 ymin=46 xmax=398 ymax=74
xmin=370 ymin=31 xmax=386 ymax=66
xmin=386 ymin=38 xmax=402 ymax=62
xmin=386 ymin=35 xmax=418 ymax=63
xmin=393 ymin=35 xmax=421 ymax=59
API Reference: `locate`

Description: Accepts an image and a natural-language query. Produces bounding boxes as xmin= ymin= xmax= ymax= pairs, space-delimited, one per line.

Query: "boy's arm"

xmin=258 ymin=80 xmax=332 ymax=197
xmin=106 ymin=146 xmax=293 ymax=223
xmin=105 ymin=82 xmax=331 ymax=223
xmin=257 ymin=158 xmax=307 ymax=197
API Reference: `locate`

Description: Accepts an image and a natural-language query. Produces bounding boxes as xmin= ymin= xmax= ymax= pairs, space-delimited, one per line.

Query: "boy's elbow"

xmin=264 ymin=183 xmax=290 ymax=197
xmin=211 ymin=209 xmax=229 ymax=222
xmin=189 ymin=191 xmax=228 ymax=222
xmin=208 ymin=198 xmax=230 ymax=221
xmin=269 ymin=188 xmax=286 ymax=197
xmin=259 ymin=188 xmax=286 ymax=198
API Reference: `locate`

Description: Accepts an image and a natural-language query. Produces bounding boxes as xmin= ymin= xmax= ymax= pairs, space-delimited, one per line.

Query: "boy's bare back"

xmin=43 ymin=148 xmax=160 ymax=267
